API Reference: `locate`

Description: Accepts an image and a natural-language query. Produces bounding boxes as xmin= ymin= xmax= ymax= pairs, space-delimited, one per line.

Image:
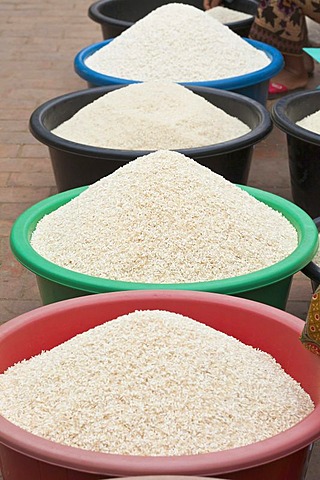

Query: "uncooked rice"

xmin=306 ymin=17 xmax=320 ymax=46
xmin=296 ymin=109 xmax=320 ymax=135
xmin=85 ymin=3 xmax=270 ymax=82
xmin=205 ymin=6 xmax=253 ymax=23
xmin=30 ymin=150 xmax=298 ymax=283
xmin=0 ymin=309 xmax=314 ymax=455
xmin=51 ymin=81 xmax=250 ymax=150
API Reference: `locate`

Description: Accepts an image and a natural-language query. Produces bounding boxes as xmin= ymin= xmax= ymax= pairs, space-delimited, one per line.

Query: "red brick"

xmin=8 ymin=171 xmax=55 ymax=187
xmin=0 ymin=173 xmax=10 ymax=186
xmin=0 ymin=299 xmax=42 ymax=325
xmin=0 ymin=132 xmax=37 ymax=144
xmin=0 ymin=144 xmax=19 ymax=158
xmin=19 ymin=144 xmax=48 ymax=157
xmin=0 ymin=157 xmax=52 ymax=173
xmin=0 ymin=120 xmax=27 ymax=132
xmin=0 ymin=219 xmax=13 ymax=237
xmin=0 ymin=201 xmax=34 ymax=221
xmin=0 ymin=108 xmax=32 ymax=120
xmin=0 ymin=186 xmax=51 ymax=202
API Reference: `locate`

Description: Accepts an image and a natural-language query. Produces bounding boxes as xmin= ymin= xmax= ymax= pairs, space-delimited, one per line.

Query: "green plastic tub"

xmin=10 ymin=185 xmax=318 ymax=309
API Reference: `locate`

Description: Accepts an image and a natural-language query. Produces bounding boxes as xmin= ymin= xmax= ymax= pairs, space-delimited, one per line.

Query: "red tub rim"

xmin=0 ymin=290 xmax=319 ymax=476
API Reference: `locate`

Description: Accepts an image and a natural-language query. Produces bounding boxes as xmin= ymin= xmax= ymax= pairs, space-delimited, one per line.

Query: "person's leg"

xmin=249 ymin=0 xmax=310 ymax=91
xmin=271 ymin=53 xmax=308 ymax=90
xmin=295 ymin=0 xmax=320 ymax=24
xmin=303 ymin=52 xmax=314 ymax=75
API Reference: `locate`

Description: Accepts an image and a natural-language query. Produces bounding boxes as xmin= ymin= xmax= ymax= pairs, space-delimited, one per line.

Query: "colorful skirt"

xmin=301 ymin=287 xmax=320 ymax=356
xmin=249 ymin=0 xmax=320 ymax=55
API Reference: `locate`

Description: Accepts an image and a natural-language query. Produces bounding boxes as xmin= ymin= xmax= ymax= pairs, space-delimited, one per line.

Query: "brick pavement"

xmin=0 ymin=0 xmax=320 ymax=478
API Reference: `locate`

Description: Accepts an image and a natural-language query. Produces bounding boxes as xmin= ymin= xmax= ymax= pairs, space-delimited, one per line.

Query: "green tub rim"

xmin=10 ymin=185 xmax=319 ymax=295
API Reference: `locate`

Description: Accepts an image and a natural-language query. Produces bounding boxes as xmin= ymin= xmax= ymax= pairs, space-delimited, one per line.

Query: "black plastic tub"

xmin=29 ymin=85 xmax=272 ymax=192
xmin=302 ymin=216 xmax=320 ymax=292
xmin=272 ymin=90 xmax=320 ymax=219
xmin=88 ymin=0 xmax=258 ymax=39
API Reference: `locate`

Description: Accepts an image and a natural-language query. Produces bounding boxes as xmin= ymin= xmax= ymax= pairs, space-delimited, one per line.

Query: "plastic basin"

xmin=29 ymin=85 xmax=272 ymax=191
xmin=302 ymin=216 xmax=320 ymax=292
xmin=74 ymin=38 xmax=283 ymax=106
xmin=9 ymin=184 xmax=318 ymax=309
xmin=106 ymin=477 xmax=226 ymax=480
xmin=106 ymin=477 xmax=227 ymax=480
xmin=272 ymin=90 xmax=320 ymax=219
xmin=88 ymin=0 xmax=258 ymax=39
xmin=0 ymin=290 xmax=320 ymax=480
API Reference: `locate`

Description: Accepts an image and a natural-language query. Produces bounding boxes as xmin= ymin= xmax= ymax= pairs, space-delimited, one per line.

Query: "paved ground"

xmin=0 ymin=0 xmax=320 ymax=479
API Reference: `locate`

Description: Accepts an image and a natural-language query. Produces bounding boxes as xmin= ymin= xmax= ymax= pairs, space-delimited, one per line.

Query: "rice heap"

xmin=30 ymin=150 xmax=298 ymax=283
xmin=85 ymin=3 xmax=270 ymax=82
xmin=296 ymin=109 xmax=320 ymax=135
xmin=0 ymin=309 xmax=314 ymax=455
xmin=51 ymin=81 xmax=250 ymax=150
xmin=205 ymin=6 xmax=253 ymax=23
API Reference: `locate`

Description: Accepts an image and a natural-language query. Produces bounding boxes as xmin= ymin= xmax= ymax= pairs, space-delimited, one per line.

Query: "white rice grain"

xmin=51 ymin=81 xmax=250 ymax=150
xmin=85 ymin=3 xmax=270 ymax=82
xmin=0 ymin=310 xmax=314 ymax=455
xmin=205 ymin=6 xmax=253 ymax=23
xmin=296 ymin=109 xmax=320 ymax=135
xmin=30 ymin=150 xmax=298 ymax=284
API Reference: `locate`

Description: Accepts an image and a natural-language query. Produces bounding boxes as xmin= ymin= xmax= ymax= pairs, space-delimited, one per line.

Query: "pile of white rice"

xmin=205 ymin=5 xmax=253 ymax=23
xmin=296 ymin=110 xmax=320 ymax=135
xmin=0 ymin=309 xmax=314 ymax=455
xmin=51 ymin=81 xmax=250 ymax=150
xmin=85 ymin=3 xmax=270 ymax=82
xmin=30 ymin=150 xmax=298 ymax=284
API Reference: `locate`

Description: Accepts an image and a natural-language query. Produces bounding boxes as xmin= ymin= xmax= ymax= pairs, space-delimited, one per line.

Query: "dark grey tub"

xmin=272 ymin=90 xmax=320 ymax=219
xmin=29 ymin=85 xmax=272 ymax=192
xmin=88 ymin=0 xmax=258 ymax=39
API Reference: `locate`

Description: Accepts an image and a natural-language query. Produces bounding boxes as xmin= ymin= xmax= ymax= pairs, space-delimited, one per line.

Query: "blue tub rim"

xmin=74 ymin=38 xmax=284 ymax=89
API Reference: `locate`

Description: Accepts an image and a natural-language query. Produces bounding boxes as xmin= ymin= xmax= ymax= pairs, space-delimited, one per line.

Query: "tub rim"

xmin=73 ymin=38 xmax=284 ymax=89
xmin=0 ymin=290 xmax=319 ymax=476
xmin=271 ymin=90 xmax=320 ymax=147
xmin=29 ymin=85 xmax=272 ymax=159
xmin=9 ymin=185 xmax=318 ymax=295
xmin=88 ymin=0 xmax=256 ymax=32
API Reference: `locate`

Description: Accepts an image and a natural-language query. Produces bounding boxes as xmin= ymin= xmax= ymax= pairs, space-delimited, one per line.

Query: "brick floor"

xmin=0 ymin=0 xmax=320 ymax=478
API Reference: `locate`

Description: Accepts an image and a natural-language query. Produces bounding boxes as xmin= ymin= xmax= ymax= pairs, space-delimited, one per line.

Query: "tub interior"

xmin=43 ymin=90 xmax=112 ymax=131
xmin=94 ymin=0 xmax=257 ymax=24
xmin=282 ymin=93 xmax=320 ymax=124
xmin=39 ymin=86 xmax=264 ymax=134
xmin=1 ymin=293 xmax=320 ymax=404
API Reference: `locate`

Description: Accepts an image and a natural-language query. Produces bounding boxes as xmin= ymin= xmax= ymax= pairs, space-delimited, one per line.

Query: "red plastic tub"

xmin=0 ymin=291 xmax=320 ymax=480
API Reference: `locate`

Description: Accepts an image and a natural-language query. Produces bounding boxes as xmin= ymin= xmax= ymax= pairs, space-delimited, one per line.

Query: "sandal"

xmin=268 ymin=82 xmax=288 ymax=95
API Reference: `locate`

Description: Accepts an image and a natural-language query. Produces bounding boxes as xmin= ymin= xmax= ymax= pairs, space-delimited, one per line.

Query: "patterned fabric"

xmin=249 ymin=0 xmax=320 ymax=55
xmin=301 ymin=288 xmax=320 ymax=356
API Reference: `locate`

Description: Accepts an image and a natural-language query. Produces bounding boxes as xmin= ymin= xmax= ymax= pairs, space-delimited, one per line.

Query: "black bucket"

xmin=29 ymin=85 xmax=272 ymax=192
xmin=271 ymin=90 xmax=320 ymax=219
xmin=302 ymin=216 xmax=320 ymax=292
xmin=88 ymin=0 xmax=257 ymax=39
